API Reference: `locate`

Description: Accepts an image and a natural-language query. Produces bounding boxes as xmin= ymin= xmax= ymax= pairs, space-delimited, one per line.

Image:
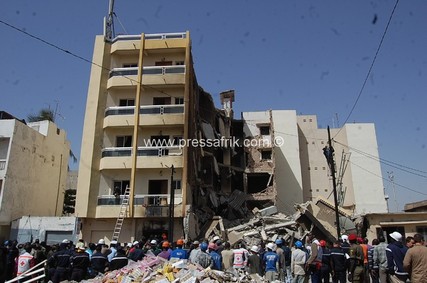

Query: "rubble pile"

xmin=225 ymin=206 xmax=302 ymax=247
xmin=83 ymin=255 xmax=268 ymax=283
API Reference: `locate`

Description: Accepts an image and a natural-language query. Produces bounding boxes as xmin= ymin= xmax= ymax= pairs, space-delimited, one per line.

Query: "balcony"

xmin=110 ymin=32 xmax=188 ymax=53
xmin=103 ymin=105 xmax=184 ymax=128
xmin=96 ymin=194 xmax=183 ymax=218
xmin=99 ymin=146 xmax=183 ymax=170
xmin=107 ymin=66 xmax=186 ymax=88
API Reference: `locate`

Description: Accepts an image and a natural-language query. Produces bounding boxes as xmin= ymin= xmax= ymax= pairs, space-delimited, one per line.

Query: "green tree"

xmin=27 ymin=108 xmax=55 ymax=122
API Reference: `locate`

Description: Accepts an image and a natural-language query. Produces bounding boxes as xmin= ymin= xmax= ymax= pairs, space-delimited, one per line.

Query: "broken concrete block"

xmin=257 ymin=206 xmax=278 ymax=216
xmin=228 ymin=230 xmax=244 ymax=246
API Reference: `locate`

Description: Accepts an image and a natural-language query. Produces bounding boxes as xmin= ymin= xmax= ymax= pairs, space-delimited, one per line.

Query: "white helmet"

xmin=266 ymin=242 xmax=275 ymax=250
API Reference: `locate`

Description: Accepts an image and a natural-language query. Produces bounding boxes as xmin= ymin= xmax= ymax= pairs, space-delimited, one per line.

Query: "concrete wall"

xmin=10 ymin=216 xmax=78 ymax=244
xmin=0 ymin=120 xmax=70 ymax=235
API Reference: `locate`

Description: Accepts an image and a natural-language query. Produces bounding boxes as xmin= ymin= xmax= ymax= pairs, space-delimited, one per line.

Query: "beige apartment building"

xmin=75 ymin=32 xmax=241 ymax=243
xmin=241 ymin=111 xmax=388 ymax=217
xmin=0 ymin=112 xmax=70 ymax=241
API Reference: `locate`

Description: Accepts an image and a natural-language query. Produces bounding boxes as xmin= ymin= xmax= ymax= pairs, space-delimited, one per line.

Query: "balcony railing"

xmin=111 ymin=32 xmax=187 ymax=43
xmin=97 ymin=194 xmax=182 ymax=217
xmin=105 ymin=105 xmax=184 ymax=117
xmin=0 ymin=159 xmax=6 ymax=170
xmin=101 ymin=146 xmax=182 ymax=158
xmin=109 ymin=66 xmax=185 ymax=78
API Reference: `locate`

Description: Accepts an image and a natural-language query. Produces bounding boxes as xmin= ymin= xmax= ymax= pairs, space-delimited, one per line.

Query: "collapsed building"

xmin=75 ymin=28 xmax=388 ymax=244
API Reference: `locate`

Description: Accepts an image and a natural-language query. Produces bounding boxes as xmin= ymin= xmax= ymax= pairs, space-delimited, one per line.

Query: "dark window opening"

xmin=119 ymin=99 xmax=135 ymax=107
xmin=116 ymin=136 xmax=132 ymax=147
xmin=259 ymin=126 xmax=270 ymax=135
xmin=155 ymin=61 xmax=173 ymax=66
xmin=113 ymin=180 xmax=130 ymax=195
xmin=153 ymin=97 xmax=171 ymax=105
xmin=247 ymin=173 xmax=272 ymax=194
xmin=123 ymin=63 xmax=137 ymax=68
xmin=175 ymin=97 xmax=184 ymax=105
xmin=261 ymin=150 xmax=272 ymax=160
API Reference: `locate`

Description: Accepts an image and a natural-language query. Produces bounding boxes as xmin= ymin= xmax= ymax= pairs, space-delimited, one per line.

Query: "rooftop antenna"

xmin=104 ymin=0 xmax=115 ymax=42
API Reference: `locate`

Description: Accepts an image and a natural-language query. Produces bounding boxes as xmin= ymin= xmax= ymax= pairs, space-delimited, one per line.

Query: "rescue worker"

xmin=70 ymin=242 xmax=90 ymax=281
xmin=347 ymin=234 xmax=364 ymax=283
xmin=170 ymin=239 xmax=187 ymax=260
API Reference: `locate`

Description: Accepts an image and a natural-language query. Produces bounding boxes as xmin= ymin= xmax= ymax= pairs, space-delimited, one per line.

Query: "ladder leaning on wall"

xmin=112 ymin=186 xmax=131 ymax=241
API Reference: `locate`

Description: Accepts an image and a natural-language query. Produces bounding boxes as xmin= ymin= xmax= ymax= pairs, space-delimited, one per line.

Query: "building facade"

xmin=0 ymin=112 xmax=70 ymax=241
xmin=241 ymin=111 xmax=388 ymax=216
xmin=76 ymin=32 xmax=240 ymax=243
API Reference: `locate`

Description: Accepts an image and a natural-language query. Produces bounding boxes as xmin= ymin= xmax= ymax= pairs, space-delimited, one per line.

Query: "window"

xmin=175 ymin=61 xmax=184 ymax=65
xmin=116 ymin=136 xmax=132 ymax=147
xmin=155 ymin=61 xmax=173 ymax=66
xmin=113 ymin=180 xmax=130 ymax=195
xmin=172 ymin=180 xmax=182 ymax=190
xmin=175 ymin=97 xmax=184 ymax=105
xmin=261 ymin=150 xmax=272 ymax=160
xmin=153 ymin=97 xmax=171 ymax=105
xmin=123 ymin=63 xmax=137 ymax=68
xmin=259 ymin=125 xmax=270 ymax=135
xmin=119 ymin=99 xmax=135 ymax=106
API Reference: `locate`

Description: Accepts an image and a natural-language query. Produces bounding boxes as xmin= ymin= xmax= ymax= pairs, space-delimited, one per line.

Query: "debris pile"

xmin=83 ymin=255 xmax=268 ymax=283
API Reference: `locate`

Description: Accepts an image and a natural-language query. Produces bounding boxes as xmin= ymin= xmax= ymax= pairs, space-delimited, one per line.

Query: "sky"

xmin=1 ymin=0 xmax=426 ymax=212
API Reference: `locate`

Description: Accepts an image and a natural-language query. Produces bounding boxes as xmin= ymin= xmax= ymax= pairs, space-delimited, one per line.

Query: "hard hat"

xmin=348 ymin=234 xmax=357 ymax=242
xmin=98 ymin=239 xmax=105 ymax=245
xmin=319 ymin=240 xmax=326 ymax=247
xmin=295 ymin=241 xmax=303 ymax=248
xmin=200 ymin=242 xmax=208 ymax=251
xmin=162 ymin=241 xmax=170 ymax=248
xmin=275 ymin=239 xmax=283 ymax=245
xmin=176 ymin=239 xmax=184 ymax=246
xmin=110 ymin=240 xmax=118 ymax=245
xmin=133 ymin=241 xmax=139 ymax=246
xmin=266 ymin=242 xmax=275 ymax=250
xmin=251 ymin=245 xmax=259 ymax=253
xmin=341 ymin=235 xmax=348 ymax=242
xmin=150 ymin=239 xmax=157 ymax=245
xmin=62 ymin=239 xmax=70 ymax=244
xmin=213 ymin=236 xmax=220 ymax=241
xmin=389 ymin=231 xmax=402 ymax=242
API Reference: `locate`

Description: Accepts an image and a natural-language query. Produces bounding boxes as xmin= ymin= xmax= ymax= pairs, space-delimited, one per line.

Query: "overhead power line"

xmin=0 ymin=18 xmax=177 ymax=99
xmin=349 ymin=160 xmax=427 ymax=196
xmin=334 ymin=140 xmax=427 ymax=178
xmin=334 ymin=0 xmax=400 ymax=138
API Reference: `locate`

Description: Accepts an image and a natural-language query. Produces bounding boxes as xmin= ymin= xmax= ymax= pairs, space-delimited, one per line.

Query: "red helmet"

xmin=348 ymin=234 xmax=357 ymax=242
xmin=162 ymin=241 xmax=170 ymax=248
xmin=176 ymin=239 xmax=184 ymax=246
xmin=319 ymin=240 xmax=326 ymax=247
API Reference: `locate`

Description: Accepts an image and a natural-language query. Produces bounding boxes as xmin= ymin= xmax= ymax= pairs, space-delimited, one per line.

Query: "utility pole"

xmin=168 ymin=165 xmax=176 ymax=243
xmin=323 ymin=126 xmax=341 ymax=239
xmin=387 ymin=171 xmax=398 ymax=212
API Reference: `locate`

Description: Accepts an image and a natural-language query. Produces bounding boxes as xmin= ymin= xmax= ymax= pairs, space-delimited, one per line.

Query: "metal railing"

xmin=109 ymin=65 xmax=185 ymax=78
xmin=6 ymin=259 xmax=46 ymax=283
xmin=105 ymin=104 xmax=184 ymax=117
xmin=97 ymin=194 xmax=182 ymax=207
xmin=101 ymin=146 xmax=182 ymax=158
xmin=111 ymin=32 xmax=186 ymax=42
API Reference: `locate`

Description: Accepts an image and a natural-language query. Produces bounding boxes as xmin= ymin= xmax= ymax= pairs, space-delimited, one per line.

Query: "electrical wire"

xmin=349 ymin=160 xmax=427 ymax=196
xmin=0 ymin=18 xmax=178 ymax=99
xmin=333 ymin=0 xmax=400 ymax=138
xmin=334 ymin=140 xmax=427 ymax=178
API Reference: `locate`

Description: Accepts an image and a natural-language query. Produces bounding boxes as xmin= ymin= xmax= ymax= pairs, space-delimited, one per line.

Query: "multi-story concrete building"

xmin=242 ymin=111 xmax=388 ymax=216
xmin=0 ymin=111 xmax=70 ymax=240
xmin=75 ymin=32 xmax=242 ymax=243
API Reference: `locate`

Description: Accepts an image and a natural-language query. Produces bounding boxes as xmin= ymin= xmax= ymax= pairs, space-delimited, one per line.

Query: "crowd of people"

xmin=0 ymin=231 xmax=426 ymax=283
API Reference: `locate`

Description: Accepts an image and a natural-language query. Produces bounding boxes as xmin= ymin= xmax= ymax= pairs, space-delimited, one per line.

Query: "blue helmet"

xmin=295 ymin=241 xmax=303 ymax=248
xmin=275 ymin=239 xmax=283 ymax=245
xmin=200 ymin=242 xmax=208 ymax=251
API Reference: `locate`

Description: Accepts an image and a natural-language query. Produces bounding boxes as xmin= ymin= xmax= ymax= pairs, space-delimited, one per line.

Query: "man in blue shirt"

xmin=263 ymin=242 xmax=279 ymax=282
xmin=208 ymin=242 xmax=222 ymax=270
xmin=170 ymin=239 xmax=188 ymax=260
